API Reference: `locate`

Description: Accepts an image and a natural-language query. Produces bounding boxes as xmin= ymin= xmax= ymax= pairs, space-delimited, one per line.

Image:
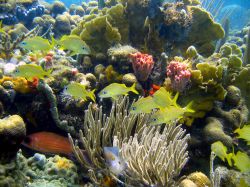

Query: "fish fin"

xmin=172 ymin=92 xmax=179 ymax=106
xmin=130 ymin=83 xmax=139 ymax=94
xmin=69 ymin=51 xmax=78 ymax=56
xmin=88 ymin=89 xmax=96 ymax=102
xmin=27 ymin=77 xmax=34 ymax=82
xmin=45 ymin=69 xmax=53 ymax=77
xmin=112 ymin=95 xmax=119 ymax=101
xmin=50 ymin=36 xmax=56 ymax=49
xmin=185 ymin=101 xmax=195 ymax=113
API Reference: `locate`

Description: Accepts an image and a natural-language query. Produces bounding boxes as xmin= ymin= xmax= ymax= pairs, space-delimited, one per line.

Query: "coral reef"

xmin=69 ymin=96 xmax=190 ymax=186
xmin=166 ymin=60 xmax=191 ymax=92
xmin=0 ymin=151 xmax=79 ymax=187
xmin=72 ymin=3 xmax=129 ymax=55
xmin=115 ymin=124 xmax=190 ymax=186
xmin=0 ymin=76 xmax=35 ymax=94
xmin=0 ymin=0 xmax=249 ymax=187
xmin=51 ymin=1 xmax=66 ymax=17
xmin=0 ymin=25 xmax=38 ymax=59
xmin=130 ymin=52 xmax=155 ymax=82
xmin=0 ymin=115 xmax=26 ymax=162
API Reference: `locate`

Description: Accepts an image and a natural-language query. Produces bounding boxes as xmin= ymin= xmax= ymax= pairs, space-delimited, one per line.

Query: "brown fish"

xmin=22 ymin=131 xmax=73 ymax=155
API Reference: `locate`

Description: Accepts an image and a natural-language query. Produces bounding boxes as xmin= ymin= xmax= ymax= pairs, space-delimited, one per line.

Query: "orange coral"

xmin=0 ymin=76 xmax=36 ymax=94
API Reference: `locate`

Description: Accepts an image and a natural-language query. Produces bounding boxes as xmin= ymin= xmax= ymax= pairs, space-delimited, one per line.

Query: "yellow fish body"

xmin=149 ymin=101 xmax=194 ymax=125
xmin=98 ymin=83 xmax=138 ymax=100
xmin=130 ymin=96 xmax=159 ymax=114
xmin=152 ymin=87 xmax=179 ymax=108
xmin=58 ymin=35 xmax=91 ymax=56
xmin=13 ymin=64 xmax=52 ymax=81
xmin=64 ymin=82 xmax=95 ymax=102
xmin=19 ymin=36 xmax=54 ymax=52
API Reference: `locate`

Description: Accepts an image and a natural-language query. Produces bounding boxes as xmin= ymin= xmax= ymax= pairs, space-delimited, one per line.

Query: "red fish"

xmin=22 ymin=132 xmax=73 ymax=156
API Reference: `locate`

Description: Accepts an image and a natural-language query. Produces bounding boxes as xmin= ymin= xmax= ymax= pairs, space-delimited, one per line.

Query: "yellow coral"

xmin=0 ymin=76 xmax=33 ymax=94
xmin=54 ymin=156 xmax=73 ymax=169
xmin=104 ymin=65 xmax=123 ymax=83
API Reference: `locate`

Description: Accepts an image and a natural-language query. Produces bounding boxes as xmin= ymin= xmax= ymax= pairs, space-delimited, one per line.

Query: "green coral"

xmin=178 ymin=62 xmax=226 ymax=125
xmin=186 ymin=6 xmax=225 ymax=56
xmin=230 ymin=66 xmax=250 ymax=118
xmin=72 ymin=4 xmax=128 ymax=54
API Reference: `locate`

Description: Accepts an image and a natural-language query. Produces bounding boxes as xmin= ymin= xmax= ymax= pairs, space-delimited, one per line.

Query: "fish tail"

xmin=172 ymin=92 xmax=179 ymax=105
xmin=50 ymin=36 xmax=56 ymax=49
xmin=130 ymin=83 xmax=139 ymax=94
xmin=185 ymin=101 xmax=195 ymax=113
xmin=89 ymin=89 xmax=96 ymax=102
xmin=46 ymin=69 xmax=53 ymax=76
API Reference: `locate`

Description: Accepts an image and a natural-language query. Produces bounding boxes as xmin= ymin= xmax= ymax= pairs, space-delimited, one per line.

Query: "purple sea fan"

xmin=130 ymin=52 xmax=155 ymax=82
xmin=166 ymin=60 xmax=191 ymax=92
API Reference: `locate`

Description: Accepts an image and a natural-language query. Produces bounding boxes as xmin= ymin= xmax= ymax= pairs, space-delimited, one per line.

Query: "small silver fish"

xmin=103 ymin=147 xmax=126 ymax=176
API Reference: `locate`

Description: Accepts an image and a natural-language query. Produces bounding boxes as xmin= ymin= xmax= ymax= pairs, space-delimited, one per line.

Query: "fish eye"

xmin=103 ymin=91 xmax=107 ymax=95
xmin=131 ymin=106 xmax=136 ymax=110
xmin=65 ymin=87 xmax=68 ymax=90
xmin=21 ymin=41 xmax=27 ymax=45
xmin=15 ymin=69 xmax=19 ymax=73
xmin=152 ymin=118 xmax=157 ymax=122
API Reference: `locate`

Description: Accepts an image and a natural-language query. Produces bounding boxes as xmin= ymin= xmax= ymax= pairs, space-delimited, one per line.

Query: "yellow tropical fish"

xmin=234 ymin=124 xmax=250 ymax=145
xmin=19 ymin=36 xmax=54 ymax=52
xmin=232 ymin=151 xmax=250 ymax=172
xmin=130 ymin=96 xmax=159 ymax=114
xmin=63 ymin=82 xmax=95 ymax=102
xmin=58 ymin=35 xmax=91 ymax=56
xmin=149 ymin=101 xmax=194 ymax=125
xmin=13 ymin=64 xmax=52 ymax=81
xmin=152 ymin=87 xmax=179 ymax=108
xmin=211 ymin=141 xmax=232 ymax=166
xmin=98 ymin=83 xmax=138 ymax=100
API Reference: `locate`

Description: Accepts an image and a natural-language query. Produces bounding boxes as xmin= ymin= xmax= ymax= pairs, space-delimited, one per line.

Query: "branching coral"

xmin=114 ymin=124 xmax=190 ymax=187
xmin=69 ymin=96 xmax=149 ymax=171
xmin=69 ymin=96 xmax=190 ymax=186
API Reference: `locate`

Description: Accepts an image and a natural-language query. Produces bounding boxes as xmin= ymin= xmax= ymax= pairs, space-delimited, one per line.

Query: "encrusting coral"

xmin=0 ymin=151 xmax=79 ymax=187
xmin=0 ymin=76 xmax=35 ymax=94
